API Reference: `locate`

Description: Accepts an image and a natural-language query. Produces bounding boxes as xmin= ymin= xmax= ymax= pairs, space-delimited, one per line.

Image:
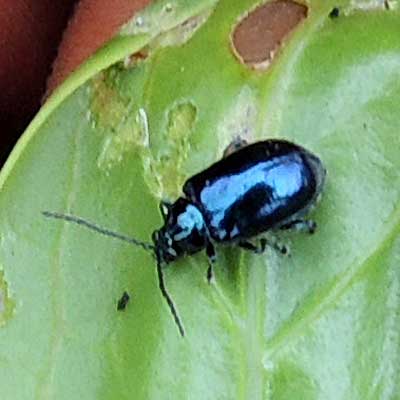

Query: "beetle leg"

xmin=205 ymin=241 xmax=216 ymax=283
xmin=270 ymin=239 xmax=289 ymax=255
xmin=240 ymin=238 xmax=289 ymax=256
xmin=279 ymin=219 xmax=317 ymax=234
xmin=223 ymin=137 xmax=249 ymax=158
xmin=239 ymin=239 xmax=266 ymax=254
xmin=159 ymin=200 xmax=172 ymax=221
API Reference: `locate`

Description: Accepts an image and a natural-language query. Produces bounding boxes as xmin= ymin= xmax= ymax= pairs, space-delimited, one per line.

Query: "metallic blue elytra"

xmin=153 ymin=139 xmax=326 ymax=266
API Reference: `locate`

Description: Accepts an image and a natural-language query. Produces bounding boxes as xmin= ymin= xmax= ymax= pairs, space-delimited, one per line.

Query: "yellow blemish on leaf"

xmin=144 ymin=102 xmax=197 ymax=200
xmin=0 ymin=270 xmax=15 ymax=327
xmin=89 ymin=73 xmax=150 ymax=172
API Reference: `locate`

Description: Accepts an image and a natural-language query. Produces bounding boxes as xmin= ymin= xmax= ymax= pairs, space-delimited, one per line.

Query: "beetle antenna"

xmin=42 ymin=211 xmax=155 ymax=251
xmin=156 ymin=256 xmax=185 ymax=337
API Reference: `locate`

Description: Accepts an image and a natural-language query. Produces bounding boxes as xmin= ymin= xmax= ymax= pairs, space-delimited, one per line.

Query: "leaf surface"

xmin=1 ymin=1 xmax=399 ymax=399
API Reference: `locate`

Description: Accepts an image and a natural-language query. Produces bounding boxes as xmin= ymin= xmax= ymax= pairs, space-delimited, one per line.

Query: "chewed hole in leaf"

xmin=231 ymin=0 xmax=307 ymax=69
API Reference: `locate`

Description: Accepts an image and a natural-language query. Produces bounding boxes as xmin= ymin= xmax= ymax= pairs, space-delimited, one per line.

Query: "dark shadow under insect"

xmin=329 ymin=7 xmax=340 ymax=18
xmin=117 ymin=291 xmax=131 ymax=311
xmin=43 ymin=138 xmax=326 ymax=338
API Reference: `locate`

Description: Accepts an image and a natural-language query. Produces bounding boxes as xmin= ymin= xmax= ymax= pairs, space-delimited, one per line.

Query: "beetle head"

xmin=152 ymin=197 xmax=208 ymax=264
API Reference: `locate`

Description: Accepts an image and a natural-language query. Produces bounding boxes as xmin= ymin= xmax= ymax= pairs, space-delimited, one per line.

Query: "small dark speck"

xmin=117 ymin=291 xmax=130 ymax=311
xmin=329 ymin=7 xmax=340 ymax=18
xmin=363 ymin=122 xmax=367 ymax=129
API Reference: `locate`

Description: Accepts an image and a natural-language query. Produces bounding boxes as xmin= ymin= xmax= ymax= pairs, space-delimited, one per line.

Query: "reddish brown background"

xmin=0 ymin=0 xmax=150 ymax=166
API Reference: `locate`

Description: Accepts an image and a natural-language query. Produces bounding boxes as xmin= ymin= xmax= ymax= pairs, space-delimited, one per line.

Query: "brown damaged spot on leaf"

xmin=232 ymin=0 xmax=307 ymax=69
xmin=123 ymin=48 xmax=149 ymax=69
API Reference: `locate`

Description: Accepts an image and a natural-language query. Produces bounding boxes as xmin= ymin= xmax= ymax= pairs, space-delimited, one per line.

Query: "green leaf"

xmin=1 ymin=0 xmax=400 ymax=398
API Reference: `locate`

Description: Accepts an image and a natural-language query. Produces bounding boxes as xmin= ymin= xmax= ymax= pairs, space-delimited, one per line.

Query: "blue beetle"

xmin=44 ymin=139 xmax=326 ymax=337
